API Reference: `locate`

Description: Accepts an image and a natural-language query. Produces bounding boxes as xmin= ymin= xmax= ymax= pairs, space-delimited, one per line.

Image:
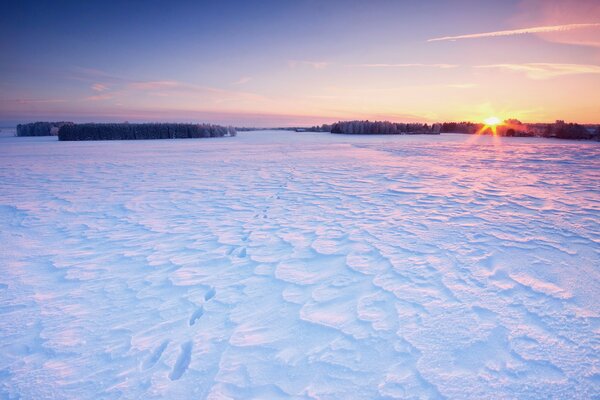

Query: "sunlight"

xmin=479 ymin=116 xmax=504 ymax=137
xmin=484 ymin=116 xmax=501 ymax=126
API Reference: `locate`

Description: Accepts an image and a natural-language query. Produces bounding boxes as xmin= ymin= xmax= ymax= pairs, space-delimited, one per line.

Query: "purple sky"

xmin=1 ymin=0 xmax=599 ymax=126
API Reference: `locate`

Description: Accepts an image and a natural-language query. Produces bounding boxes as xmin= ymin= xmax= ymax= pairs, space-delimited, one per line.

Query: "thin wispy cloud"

xmin=91 ymin=83 xmax=108 ymax=92
xmin=231 ymin=76 xmax=252 ymax=85
xmin=475 ymin=63 xmax=600 ymax=79
xmin=288 ymin=60 xmax=330 ymax=69
xmin=127 ymin=80 xmax=265 ymax=101
xmin=6 ymin=98 xmax=67 ymax=104
xmin=77 ymin=71 xmax=267 ymax=104
xmin=128 ymin=80 xmax=181 ymax=90
xmin=428 ymin=23 xmax=600 ymax=42
xmin=86 ymin=93 xmax=116 ymax=101
xmin=70 ymin=66 xmax=129 ymax=84
xmin=353 ymin=63 xmax=458 ymax=68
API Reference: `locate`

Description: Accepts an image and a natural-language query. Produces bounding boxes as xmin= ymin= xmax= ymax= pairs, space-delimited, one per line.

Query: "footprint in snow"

xmin=204 ymin=287 xmax=216 ymax=301
xmin=189 ymin=306 xmax=204 ymax=326
xmin=143 ymin=340 xmax=169 ymax=370
xmin=169 ymin=341 xmax=192 ymax=381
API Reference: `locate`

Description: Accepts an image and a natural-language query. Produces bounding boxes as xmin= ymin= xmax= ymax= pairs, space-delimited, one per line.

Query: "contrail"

xmin=428 ymin=23 xmax=600 ymax=42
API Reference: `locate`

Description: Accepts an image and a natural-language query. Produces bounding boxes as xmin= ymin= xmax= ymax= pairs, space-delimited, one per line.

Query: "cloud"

xmin=86 ymin=93 xmax=116 ymax=101
xmin=288 ymin=60 xmax=330 ymax=69
xmin=475 ymin=63 xmax=600 ymax=79
xmin=231 ymin=76 xmax=252 ymax=85
xmin=128 ymin=80 xmax=181 ymax=90
xmin=91 ymin=83 xmax=108 ymax=92
xmin=352 ymin=63 xmax=458 ymax=68
xmin=4 ymin=98 xmax=67 ymax=104
xmin=428 ymin=23 xmax=600 ymax=42
xmin=70 ymin=66 xmax=129 ymax=84
xmin=127 ymin=80 xmax=265 ymax=101
xmin=70 ymin=67 xmax=268 ymax=105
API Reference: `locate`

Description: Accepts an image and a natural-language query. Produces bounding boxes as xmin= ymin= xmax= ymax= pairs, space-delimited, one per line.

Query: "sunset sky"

xmin=1 ymin=0 xmax=599 ymax=126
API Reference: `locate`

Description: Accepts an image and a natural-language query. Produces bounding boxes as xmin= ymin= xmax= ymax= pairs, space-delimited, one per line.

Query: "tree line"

xmin=296 ymin=119 xmax=599 ymax=140
xmin=440 ymin=120 xmax=598 ymax=140
xmin=329 ymin=120 xmax=440 ymax=135
xmin=15 ymin=119 xmax=599 ymax=141
xmin=58 ymin=123 xmax=237 ymax=141
xmin=542 ymin=121 xmax=595 ymax=140
xmin=439 ymin=122 xmax=479 ymax=134
xmin=255 ymin=120 xmax=598 ymax=140
xmin=17 ymin=121 xmax=73 ymax=136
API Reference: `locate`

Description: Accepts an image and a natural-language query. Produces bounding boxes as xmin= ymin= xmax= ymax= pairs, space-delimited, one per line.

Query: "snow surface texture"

xmin=0 ymin=131 xmax=599 ymax=399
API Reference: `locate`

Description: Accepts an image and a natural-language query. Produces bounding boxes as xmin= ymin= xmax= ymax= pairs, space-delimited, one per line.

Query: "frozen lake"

xmin=0 ymin=131 xmax=599 ymax=399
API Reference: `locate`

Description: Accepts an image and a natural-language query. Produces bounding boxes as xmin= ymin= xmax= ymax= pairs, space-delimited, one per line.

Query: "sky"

xmin=1 ymin=0 xmax=599 ymax=126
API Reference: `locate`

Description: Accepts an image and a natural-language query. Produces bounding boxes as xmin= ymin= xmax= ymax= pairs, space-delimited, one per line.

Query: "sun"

xmin=483 ymin=116 xmax=501 ymax=126
xmin=477 ymin=116 xmax=504 ymax=137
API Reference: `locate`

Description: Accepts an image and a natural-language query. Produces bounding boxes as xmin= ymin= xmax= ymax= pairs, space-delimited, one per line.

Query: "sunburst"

xmin=478 ymin=116 xmax=503 ymax=136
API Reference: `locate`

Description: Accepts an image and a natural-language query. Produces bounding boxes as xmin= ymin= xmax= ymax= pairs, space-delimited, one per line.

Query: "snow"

xmin=0 ymin=130 xmax=598 ymax=399
xmin=0 ymin=127 xmax=16 ymax=138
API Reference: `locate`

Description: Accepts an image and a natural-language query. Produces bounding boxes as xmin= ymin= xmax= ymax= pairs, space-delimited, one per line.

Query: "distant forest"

xmin=329 ymin=120 xmax=439 ymax=135
xmin=307 ymin=119 xmax=599 ymax=140
xmin=15 ymin=119 xmax=600 ymax=141
xmin=436 ymin=120 xmax=599 ymax=140
xmin=58 ymin=123 xmax=236 ymax=141
xmin=17 ymin=121 xmax=73 ymax=136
